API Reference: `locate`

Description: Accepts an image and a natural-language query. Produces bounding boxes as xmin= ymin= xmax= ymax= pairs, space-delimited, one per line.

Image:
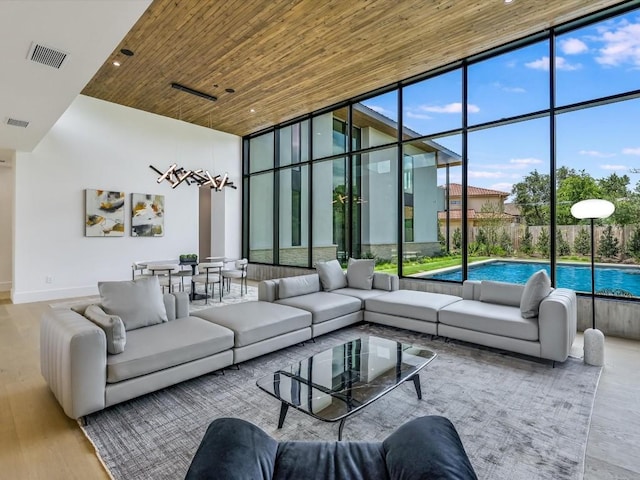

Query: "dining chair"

xmin=148 ymin=264 xmax=181 ymax=294
xmin=131 ymin=261 xmax=152 ymax=281
xmin=221 ymin=258 xmax=248 ymax=295
xmin=192 ymin=262 xmax=224 ymax=303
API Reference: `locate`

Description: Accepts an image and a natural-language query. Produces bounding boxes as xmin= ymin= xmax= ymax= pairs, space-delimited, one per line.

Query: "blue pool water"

xmin=424 ymin=261 xmax=640 ymax=297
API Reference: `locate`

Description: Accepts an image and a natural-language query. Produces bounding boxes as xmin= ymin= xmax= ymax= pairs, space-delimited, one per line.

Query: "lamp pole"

xmin=590 ymin=218 xmax=596 ymax=330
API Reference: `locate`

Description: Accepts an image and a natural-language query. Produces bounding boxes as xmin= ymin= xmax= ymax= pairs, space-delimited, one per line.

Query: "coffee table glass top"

xmin=256 ymin=336 xmax=436 ymax=423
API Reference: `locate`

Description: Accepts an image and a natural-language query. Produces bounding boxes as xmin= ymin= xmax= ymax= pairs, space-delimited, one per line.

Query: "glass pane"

xmin=249 ymin=172 xmax=273 ymax=263
xmin=556 ymin=8 xmax=640 ymax=107
xmin=352 ymin=147 xmax=398 ymax=269
xmin=279 ymin=165 xmax=309 ymax=267
xmin=313 ymin=157 xmax=348 ymax=264
xmin=353 ymin=90 xmax=398 ymax=149
xmin=467 ymin=117 xmax=550 ymax=282
xmin=278 ymin=120 xmax=309 ymax=166
xmin=312 ymin=107 xmax=349 ymax=159
xmin=249 ymin=133 xmax=274 ymax=173
xmin=556 ymin=98 xmax=640 ymax=298
xmin=403 ymin=135 xmax=462 ymax=280
xmin=402 ymin=69 xmax=462 ymax=137
xmin=468 ymin=40 xmax=550 ymax=125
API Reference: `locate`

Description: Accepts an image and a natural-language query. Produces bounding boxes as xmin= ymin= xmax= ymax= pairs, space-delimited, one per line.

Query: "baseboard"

xmin=0 ymin=281 xmax=11 ymax=292
xmin=11 ymin=285 xmax=99 ymax=304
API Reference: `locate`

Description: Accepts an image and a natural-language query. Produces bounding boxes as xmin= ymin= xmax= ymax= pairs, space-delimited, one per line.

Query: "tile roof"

xmin=441 ymin=183 xmax=510 ymax=197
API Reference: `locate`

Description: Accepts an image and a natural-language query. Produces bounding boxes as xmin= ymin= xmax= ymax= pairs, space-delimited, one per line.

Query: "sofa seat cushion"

xmin=365 ymin=290 xmax=462 ymax=323
xmin=193 ymin=301 xmax=311 ymax=347
xmin=106 ymin=316 xmax=234 ymax=383
xmin=439 ymin=300 xmax=539 ymax=341
xmin=276 ymin=292 xmax=361 ymax=324
xmin=332 ymin=287 xmax=389 ymax=306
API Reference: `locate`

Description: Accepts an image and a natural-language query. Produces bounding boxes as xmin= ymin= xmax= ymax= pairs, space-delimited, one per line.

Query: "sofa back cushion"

xmin=346 ymin=258 xmax=375 ymax=290
xmin=520 ymin=269 xmax=552 ymax=319
xmin=316 ymin=259 xmax=347 ymax=291
xmin=278 ymin=274 xmax=321 ymax=299
xmin=98 ymin=276 xmax=168 ymax=331
xmin=84 ymin=304 xmax=126 ymax=354
xmin=479 ymin=281 xmax=523 ymax=308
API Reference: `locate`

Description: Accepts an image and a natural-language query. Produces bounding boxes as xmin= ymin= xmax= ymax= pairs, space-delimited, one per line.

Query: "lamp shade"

xmin=570 ymin=199 xmax=615 ymax=220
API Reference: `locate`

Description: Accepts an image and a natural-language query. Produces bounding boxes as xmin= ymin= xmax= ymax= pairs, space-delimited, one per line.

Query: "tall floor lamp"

xmin=570 ymin=198 xmax=615 ymax=367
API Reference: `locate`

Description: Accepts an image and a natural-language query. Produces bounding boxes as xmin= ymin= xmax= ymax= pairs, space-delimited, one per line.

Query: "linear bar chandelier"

xmin=150 ymin=164 xmax=237 ymax=190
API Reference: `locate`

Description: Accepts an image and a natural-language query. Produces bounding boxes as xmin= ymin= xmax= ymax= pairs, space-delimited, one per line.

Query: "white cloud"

xmin=489 ymin=182 xmax=514 ymax=192
xmin=525 ymin=56 xmax=582 ymax=71
xmin=365 ymin=104 xmax=391 ymax=116
xmin=510 ymin=157 xmax=542 ymax=166
xmin=579 ymin=149 xmax=616 ymax=158
xmin=492 ymin=82 xmax=526 ymax=93
xmin=622 ymin=147 xmax=640 ymax=155
xmin=421 ymin=102 xmax=480 ymax=114
xmin=405 ymin=111 xmax=433 ymax=120
xmin=595 ymin=20 xmax=640 ymax=67
xmin=468 ymin=171 xmax=506 ymax=179
xmin=601 ymin=164 xmax=628 ymax=170
xmin=560 ymin=38 xmax=589 ymax=55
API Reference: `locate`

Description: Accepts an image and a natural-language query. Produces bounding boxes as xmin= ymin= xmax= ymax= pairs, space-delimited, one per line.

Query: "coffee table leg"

xmin=277 ymin=402 xmax=289 ymax=429
xmin=338 ymin=418 xmax=346 ymax=441
xmin=410 ymin=373 xmax=422 ymax=400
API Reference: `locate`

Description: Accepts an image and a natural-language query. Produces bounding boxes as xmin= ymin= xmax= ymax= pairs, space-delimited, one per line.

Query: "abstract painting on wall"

xmin=131 ymin=193 xmax=164 ymax=237
xmin=85 ymin=189 xmax=125 ymax=237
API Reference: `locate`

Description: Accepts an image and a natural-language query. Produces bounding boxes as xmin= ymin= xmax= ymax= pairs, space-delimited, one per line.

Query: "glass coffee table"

xmin=256 ymin=336 xmax=436 ymax=440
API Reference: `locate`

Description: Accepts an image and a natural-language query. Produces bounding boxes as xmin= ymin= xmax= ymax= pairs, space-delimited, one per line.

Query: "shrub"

xmin=537 ymin=227 xmax=550 ymax=256
xmin=520 ymin=226 xmax=533 ymax=255
xmin=452 ymin=228 xmax=462 ymax=251
xmin=556 ymin=230 xmax=571 ymax=256
xmin=597 ymin=225 xmax=620 ymax=259
xmin=628 ymin=225 xmax=640 ymax=258
xmin=499 ymin=230 xmax=512 ymax=255
xmin=574 ymin=228 xmax=591 ymax=256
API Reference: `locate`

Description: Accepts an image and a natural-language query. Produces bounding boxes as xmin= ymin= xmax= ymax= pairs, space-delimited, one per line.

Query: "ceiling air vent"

xmin=27 ymin=42 xmax=68 ymax=69
xmin=6 ymin=118 xmax=29 ymax=128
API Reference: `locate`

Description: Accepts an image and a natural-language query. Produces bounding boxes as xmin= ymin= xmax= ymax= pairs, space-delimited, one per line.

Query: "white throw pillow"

xmin=346 ymin=258 xmax=375 ymax=290
xmin=84 ymin=304 xmax=126 ymax=354
xmin=316 ymin=259 xmax=347 ymax=291
xmin=98 ymin=276 xmax=168 ymax=331
xmin=520 ymin=270 xmax=552 ymax=319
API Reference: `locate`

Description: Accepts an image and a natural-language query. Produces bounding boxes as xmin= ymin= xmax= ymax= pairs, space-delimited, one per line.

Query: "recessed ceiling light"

xmin=120 ymin=48 xmax=134 ymax=56
xmin=225 ymin=88 xmax=235 ymax=93
xmin=113 ymin=61 xmax=121 ymax=67
xmin=250 ymin=108 xmax=256 ymax=113
xmin=504 ymin=0 xmax=514 ymax=3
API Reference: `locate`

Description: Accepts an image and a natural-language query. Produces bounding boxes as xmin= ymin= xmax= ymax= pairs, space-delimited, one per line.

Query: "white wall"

xmin=0 ymin=151 xmax=14 ymax=292
xmin=12 ymin=95 xmax=241 ymax=303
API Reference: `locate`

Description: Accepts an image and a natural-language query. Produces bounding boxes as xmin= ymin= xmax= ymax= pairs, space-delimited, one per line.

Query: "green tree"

xmin=520 ymin=226 xmax=533 ymax=255
xmin=511 ymin=170 xmax=550 ymax=225
xmin=537 ymin=227 xmax=550 ymax=257
xmin=597 ymin=225 xmax=620 ymax=259
xmin=627 ymin=225 xmax=640 ymax=258
xmin=574 ymin=227 xmax=591 ymax=256
xmin=452 ymin=228 xmax=462 ymax=251
xmin=556 ymin=229 xmax=571 ymax=257
xmin=477 ymin=201 xmax=507 ymax=255
xmin=556 ymin=170 xmax=601 ymax=225
xmin=499 ymin=230 xmax=512 ymax=255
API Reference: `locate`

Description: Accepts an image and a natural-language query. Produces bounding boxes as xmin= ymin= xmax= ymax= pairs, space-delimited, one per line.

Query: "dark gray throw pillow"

xmin=98 ymin=276 xmax=168 ymax=331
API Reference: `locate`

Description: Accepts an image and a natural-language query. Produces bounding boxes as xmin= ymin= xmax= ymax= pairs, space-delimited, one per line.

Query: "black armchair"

xmin=185 ymin=415 xmax=477 ymax=480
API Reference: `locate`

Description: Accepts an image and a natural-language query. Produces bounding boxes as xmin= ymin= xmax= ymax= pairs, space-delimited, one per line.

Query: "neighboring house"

xmin=437 ymin=184 xmax=513 ymax=233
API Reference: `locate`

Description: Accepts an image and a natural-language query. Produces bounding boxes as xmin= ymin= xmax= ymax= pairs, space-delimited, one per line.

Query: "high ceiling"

xmin=82 ymin=0 xmax=628 ymax=138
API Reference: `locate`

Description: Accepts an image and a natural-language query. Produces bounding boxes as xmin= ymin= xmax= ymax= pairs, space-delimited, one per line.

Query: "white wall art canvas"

xmin=85 ymin=189 xmax=125 ymax=237
xmin=131 ymin=193 xmax=165 ymax=237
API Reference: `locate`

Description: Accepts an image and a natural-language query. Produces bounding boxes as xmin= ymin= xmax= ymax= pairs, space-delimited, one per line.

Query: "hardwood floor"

xmin=1 ymin=292 xmax=638 ymax=479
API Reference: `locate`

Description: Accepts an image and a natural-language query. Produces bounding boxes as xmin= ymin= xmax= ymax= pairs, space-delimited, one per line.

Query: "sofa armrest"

xmin=462 ymin=280 xmax=481 ymax=300
xmin=258 ymin=279 xmax=280 ymax=302
xmin=538 ymin=288 xmax=577 ymax=362
xmin=40 ymin=307 xmax=107 ymax=419
xmin=383 ymin=415 xmax=477 ymax=479
xmin=185 ymin=418 xmax=278 ymax=480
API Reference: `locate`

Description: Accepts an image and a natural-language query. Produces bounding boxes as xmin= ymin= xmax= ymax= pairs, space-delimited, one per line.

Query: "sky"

xmin=362 ymin=9 xmax=640 ymax=198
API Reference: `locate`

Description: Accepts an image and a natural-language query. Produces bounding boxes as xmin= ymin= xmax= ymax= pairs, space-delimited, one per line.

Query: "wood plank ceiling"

xmin=82 ymin=0 xmax=628 ymax=137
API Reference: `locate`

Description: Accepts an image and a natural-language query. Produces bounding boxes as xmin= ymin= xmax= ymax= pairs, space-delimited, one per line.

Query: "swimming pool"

xmin=423 ymin=261 xmax=640 ymax=297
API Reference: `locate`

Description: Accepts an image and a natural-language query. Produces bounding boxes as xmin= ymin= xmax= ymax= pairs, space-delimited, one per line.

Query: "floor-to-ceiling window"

xmin=243 ymin=2 xmax=640 ymax=300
